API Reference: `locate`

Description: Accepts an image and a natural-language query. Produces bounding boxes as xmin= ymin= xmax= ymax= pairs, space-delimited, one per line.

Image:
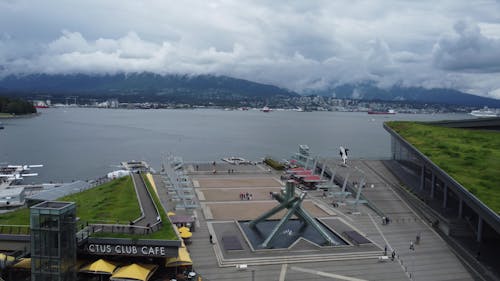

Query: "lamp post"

xmin=251 ymin=269 xmax=255 ymax=281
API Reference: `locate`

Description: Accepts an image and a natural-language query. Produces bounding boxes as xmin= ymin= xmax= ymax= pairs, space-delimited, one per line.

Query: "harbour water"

xmin=0 ymin=108 xmax=471 ymax=183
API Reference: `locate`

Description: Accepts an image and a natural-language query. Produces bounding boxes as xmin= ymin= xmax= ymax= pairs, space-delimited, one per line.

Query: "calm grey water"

xmin=0 ymin=108 xmax=470 ymax=183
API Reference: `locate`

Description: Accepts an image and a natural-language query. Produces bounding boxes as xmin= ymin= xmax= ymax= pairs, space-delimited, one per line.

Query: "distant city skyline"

xmin=1 ymin=0 xmax=500 ymax=98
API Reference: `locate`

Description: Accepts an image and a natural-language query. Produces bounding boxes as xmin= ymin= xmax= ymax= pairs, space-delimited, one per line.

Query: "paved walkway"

xmin=131 ymin=173 xmax=159 ymax=227
xmin=326 ymin=159 xmax=474 ymax=281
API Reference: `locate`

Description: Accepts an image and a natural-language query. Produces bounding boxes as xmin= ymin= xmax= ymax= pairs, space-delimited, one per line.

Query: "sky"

xmin=1 ymin=0 xmax=500 ymax=98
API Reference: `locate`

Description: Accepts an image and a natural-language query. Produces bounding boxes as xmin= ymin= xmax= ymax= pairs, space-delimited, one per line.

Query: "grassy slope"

xmin=60 ymin=176 xmax=141 ymax=225
xmin=0 ymin=113 xmax=13 ymax=118
xmin=0 ymin=207 xmax=30 ymax=226
xmin=0 ymin=176 xmax=141 ymax=227
xmin=387 ymin=121 xmax=500 ymax=213
xmin=93 ymin=174 xmax=177 ymax=240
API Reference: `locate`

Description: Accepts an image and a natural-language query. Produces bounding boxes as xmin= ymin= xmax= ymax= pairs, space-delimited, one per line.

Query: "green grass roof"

xmin=0 ymin=175 xmax=177 ymax=240
xmin=94 ymin=175 xmax=177 ymax=240
xmin=0 ymin=176 xmax=141 ymax=227
xmin=387 ymin=121 xmax=500 ymax=214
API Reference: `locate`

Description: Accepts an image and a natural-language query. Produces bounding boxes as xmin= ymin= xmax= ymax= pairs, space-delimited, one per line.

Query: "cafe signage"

xmin=84 ymin=238 xmax=181 ymax=258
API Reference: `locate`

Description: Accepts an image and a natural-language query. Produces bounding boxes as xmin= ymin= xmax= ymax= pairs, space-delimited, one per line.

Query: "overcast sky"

xmin=1 ymin=0 xmax=500 ymax=98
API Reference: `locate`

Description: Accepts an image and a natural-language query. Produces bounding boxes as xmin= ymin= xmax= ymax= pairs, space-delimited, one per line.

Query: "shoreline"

xmin=0 ymin=112 xmax=40 ymax=119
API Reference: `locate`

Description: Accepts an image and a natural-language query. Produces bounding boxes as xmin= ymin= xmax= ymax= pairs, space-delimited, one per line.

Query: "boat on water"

xmin=367 ymin=109 xmax=396 ymax=115
xmin=469 ymin=107 xmax=498 ymax=117
xmin=261 ymin=106 xmax=271 ymax=112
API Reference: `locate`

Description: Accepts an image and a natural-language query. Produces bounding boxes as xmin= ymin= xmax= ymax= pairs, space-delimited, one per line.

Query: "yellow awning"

xmin=110 ymin=263 xmax=157 ymax=281
xmin=0 ymin=253 xmax=14 ymax=262
xmin=165 ymin=247 xmax=192 ymax=268
xmin=12 ymin=258 xmax=30 ymax=269
xmin=80 ymin=259 xmax=118 ymax=274
xmin=167 ymin=211 xmax=176 ymax=216
xmin=178 ymin=226 xmax=190 ymax=233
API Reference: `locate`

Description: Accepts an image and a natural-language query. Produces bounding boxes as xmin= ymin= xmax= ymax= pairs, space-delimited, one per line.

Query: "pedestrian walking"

xmin=384 ymin=245 xmax=387 ymax=256
xmin=416 ymin=232 xmax=421 ymax=244
xmin=209 ymin=234 xmax=213 ymax=244
xmin=391 ymin=250 xmax=396 ymax=261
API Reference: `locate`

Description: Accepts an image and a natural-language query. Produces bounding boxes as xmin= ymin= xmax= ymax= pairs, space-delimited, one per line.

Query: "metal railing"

xmin=76 ymin=221 xmax=164 ymax=242
xmin=0 ymin=224 xmax=30 ymax=235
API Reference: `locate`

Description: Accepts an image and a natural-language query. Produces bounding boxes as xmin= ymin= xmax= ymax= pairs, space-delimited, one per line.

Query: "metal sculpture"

xmin=249 ymin=180 xmax=338 ymax=248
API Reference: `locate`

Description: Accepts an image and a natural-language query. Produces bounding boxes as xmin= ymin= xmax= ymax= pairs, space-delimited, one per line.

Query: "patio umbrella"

xmin=12 ymin=258 xmax=30 ymax=270
xmin=0 ymin=253 xmax=15 ymax=269
xmin=0 ymin=254 xmax=14 ymax=262
xmin=165 ymin=247 xmax=192 ymax=268
xmin=110 ymin=263 xmax=158 ymax=281
xmin=178 ymin=226 xmax=190 ymax=233
xmin=180 ymin=231 xmax=192 ymax=239
xmin=80 ymin=259 xmax=118 ymax=274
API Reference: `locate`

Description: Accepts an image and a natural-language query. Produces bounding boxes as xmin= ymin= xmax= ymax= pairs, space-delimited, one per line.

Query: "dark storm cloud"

xmin=433 ymin=20 xmax=500 ymax=72
xmin=1 ymin=0 xmax=500 ymax=97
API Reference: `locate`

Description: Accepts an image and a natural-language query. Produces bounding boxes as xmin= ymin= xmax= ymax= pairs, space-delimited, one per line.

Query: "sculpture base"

xmin=239 ymin=219 xmax=346 ymax=249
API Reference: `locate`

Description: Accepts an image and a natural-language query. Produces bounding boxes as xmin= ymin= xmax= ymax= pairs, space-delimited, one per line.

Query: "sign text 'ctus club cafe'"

xmin=84 ymin=239 xmax=180 ymax=258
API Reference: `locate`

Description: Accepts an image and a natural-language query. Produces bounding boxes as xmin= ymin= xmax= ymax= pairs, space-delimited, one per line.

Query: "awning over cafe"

xmin=110 ymin=263 xmax=158 ymax=281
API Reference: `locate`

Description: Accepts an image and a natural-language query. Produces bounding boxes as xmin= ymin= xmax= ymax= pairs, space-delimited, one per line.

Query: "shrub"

xmin=264 ymin=157 xmax=285 ymax=170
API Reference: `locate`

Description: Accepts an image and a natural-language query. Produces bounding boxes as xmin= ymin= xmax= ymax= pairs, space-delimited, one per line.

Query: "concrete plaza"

xmin=156 ymin=161 xmax=474 ymax=281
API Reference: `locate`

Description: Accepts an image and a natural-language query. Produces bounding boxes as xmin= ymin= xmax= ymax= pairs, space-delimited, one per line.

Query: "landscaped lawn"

xmin=0 ymin=207 xmax=30 ymax=226
xmin=0 ymin=174 xmax=178 ymax=240
xmin=0 ymin=176 xmax=141 ymax=228
xmin=92 ymin=174 xmax=177 ymax=240
xmin=60 ymin=176 xmax=141 ymax=225
xmin=387 ymin=121 xmax=500 ymax=213
xmin=0 ymin=113 xmax=13 ymax=118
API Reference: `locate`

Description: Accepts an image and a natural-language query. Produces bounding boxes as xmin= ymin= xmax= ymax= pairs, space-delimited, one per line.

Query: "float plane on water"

xmin=0 ymin=164 xmax=43 ymax=183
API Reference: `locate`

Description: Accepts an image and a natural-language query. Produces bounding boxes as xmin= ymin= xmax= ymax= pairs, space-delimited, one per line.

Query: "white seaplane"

xmin=0 ymin=164 xmax=43 ymax=181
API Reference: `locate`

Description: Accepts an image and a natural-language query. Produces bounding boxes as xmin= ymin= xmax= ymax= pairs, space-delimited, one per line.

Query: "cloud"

xmin=433 ymin=20 xmax=500 ymax=72
xmin=0 ymin=0 xmax=500 ymax=98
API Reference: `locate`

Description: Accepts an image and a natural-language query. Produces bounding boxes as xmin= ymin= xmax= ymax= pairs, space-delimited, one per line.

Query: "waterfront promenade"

xmin=326 ymin=159 xmax=475 ymax=281
xmin=149 ymin=159 xmax=477 ymax=281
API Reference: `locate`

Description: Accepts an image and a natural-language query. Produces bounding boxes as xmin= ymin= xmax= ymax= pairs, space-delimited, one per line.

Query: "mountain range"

xmin=0 ymin=73 xmax=499 ymax=107
xmin=0 ymin=73 xmax=297 ymax=103
xmin=308 ymin=82 xmax=500 ymax=107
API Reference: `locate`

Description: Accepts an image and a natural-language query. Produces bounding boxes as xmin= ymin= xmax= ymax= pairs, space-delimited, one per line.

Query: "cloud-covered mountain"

xmin=0 ymin=73 xmax=298 ymax=101
xmin=308 ymin=82 xmax=500 ymax=107
xmin=1 ymin=1 xmax=500 ymax=99
xmin=1 ymin=73 xmax=498 ymax=107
